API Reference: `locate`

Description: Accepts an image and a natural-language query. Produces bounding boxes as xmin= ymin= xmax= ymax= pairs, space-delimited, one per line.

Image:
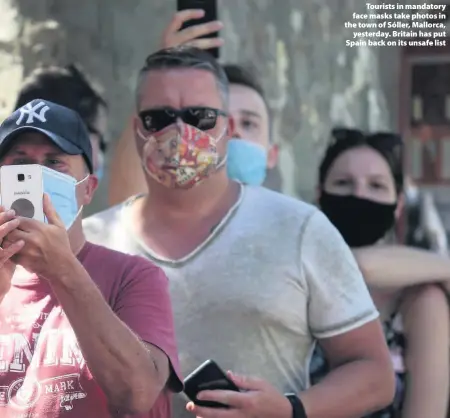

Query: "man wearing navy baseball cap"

xmin=0 ymin=99 xmax=95 ymax=173
xmin=0 ymin=99 xmax=182 ymax=417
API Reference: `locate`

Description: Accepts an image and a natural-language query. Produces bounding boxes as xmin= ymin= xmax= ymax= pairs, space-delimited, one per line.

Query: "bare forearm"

xmin=49 ymin=257 xmax=164 ymax=413
xmin=354 ymin=246 xmax=450 ymax=290
xmin=401 ymin=285 xmax=449 ymax=418
xmin=300 ymin=359 xmax=395 ymax=418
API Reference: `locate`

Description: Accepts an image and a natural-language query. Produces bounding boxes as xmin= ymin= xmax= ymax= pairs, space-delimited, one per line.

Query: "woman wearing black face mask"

xmin=318 ymin=128 xmax=403 ymax=248
xmin=310 ymin=128 xmax=450 ymax=418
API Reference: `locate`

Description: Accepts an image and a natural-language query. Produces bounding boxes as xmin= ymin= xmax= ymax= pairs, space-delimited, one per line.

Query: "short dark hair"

xmin=15 ymin=64 xmax=107 ymax=149
xmin=223 ymin=64 xmax=272 ymax=141
xmin=223 ymin=64 xmax=266 ymax=102
xmin=136 ymin=46 xmax=229 ymax=109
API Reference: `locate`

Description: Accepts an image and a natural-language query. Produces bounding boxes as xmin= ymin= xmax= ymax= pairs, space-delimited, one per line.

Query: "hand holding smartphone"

xmin=183 ymin=360 xmax=240 ymax=408
xmin=175 ymin=0 xmax=221 ymax=58
xmin=0 ymin=165 xmax=44 ymax=222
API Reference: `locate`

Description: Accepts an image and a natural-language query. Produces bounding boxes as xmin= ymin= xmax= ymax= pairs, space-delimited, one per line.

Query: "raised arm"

xmin=7 ymin=197 xmax=181 ymax=414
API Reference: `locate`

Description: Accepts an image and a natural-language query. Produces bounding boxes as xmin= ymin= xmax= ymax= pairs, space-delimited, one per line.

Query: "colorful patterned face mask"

xmin=137 ymin=122 xmax=226 ymax=189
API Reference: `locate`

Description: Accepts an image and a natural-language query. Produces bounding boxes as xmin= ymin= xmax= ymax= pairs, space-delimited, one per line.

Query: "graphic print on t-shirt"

xmin=0 ymin=291 xmax=93 ymax=417
xmin=0 ymin=243 xmax=182 ymax=418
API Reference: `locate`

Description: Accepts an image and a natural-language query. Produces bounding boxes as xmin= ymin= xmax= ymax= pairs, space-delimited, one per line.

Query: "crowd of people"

xmin=0 ymin=8 xmax=450 ymax=418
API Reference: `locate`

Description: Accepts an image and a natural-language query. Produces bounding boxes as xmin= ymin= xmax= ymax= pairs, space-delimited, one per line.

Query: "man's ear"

xmin=82 ymin=175 xmax=99 ymax=206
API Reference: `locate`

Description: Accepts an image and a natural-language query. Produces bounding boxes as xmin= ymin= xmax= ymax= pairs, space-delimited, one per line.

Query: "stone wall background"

xmin=0 ymin=0 xmax=425 ymax=214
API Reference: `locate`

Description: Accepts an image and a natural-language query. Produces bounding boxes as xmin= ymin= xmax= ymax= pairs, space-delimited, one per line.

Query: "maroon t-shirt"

xmin=0 ymin=242 xmax=182 ymax=417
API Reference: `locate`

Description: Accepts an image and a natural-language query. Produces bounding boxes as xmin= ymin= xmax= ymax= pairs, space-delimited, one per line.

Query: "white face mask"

xmin=42 ymin=166 xmax=89 ymax=229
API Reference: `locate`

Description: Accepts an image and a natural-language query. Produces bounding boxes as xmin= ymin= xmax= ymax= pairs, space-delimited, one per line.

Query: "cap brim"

xmin=0 ymin=126 xmax=83 ymax=156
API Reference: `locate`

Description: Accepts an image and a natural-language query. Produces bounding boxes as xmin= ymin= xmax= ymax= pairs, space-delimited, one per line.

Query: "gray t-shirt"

xmin=83 ymin=185 xmax=378 ymax=418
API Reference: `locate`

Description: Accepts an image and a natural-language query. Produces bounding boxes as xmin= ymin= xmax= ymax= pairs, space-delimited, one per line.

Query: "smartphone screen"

xmin=177 ymin=0 xmax=220 ymax=59
xmin=183 ymin=360 xmax=239 ymax=408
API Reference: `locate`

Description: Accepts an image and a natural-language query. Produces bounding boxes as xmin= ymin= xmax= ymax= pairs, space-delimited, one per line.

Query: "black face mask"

xmin=319 ymin=191 xmax=397 ymax=248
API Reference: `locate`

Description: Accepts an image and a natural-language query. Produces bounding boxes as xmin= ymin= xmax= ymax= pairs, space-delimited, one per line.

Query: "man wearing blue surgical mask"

xmin=14 ymin=64 xmax=109 ymax=182
xmin=223 ymin=64 xmax=280 ymax=190
xmin=0 ymin=100 xmax=182 ymax=417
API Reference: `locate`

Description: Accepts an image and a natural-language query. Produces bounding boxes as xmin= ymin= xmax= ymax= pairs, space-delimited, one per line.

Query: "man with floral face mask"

xmin=0 ymin=100 xmax=182 ymax=417
xmin=84 ymin=46 xmax=394 ymax=418
xmin=158 ymin=11 xmax=280 ymax=188
xmin=108 ymin=11 xmax=282 ymax=205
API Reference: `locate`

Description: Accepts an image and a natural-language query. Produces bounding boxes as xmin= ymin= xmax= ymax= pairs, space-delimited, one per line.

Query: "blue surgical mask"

xmin=42 ymin=166 xmax=88 ymax=229
xmin=227 ymin=138 xmax=267 ymax=186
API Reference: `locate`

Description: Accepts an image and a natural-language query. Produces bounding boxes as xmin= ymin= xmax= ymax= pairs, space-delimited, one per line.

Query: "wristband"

xmin=285 ymin=393 xmax=307 ymax=418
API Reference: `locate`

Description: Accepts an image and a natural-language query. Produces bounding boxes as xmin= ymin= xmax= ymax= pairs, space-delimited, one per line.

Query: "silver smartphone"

xmin=0 ymin=164 xmax=44 ymax=221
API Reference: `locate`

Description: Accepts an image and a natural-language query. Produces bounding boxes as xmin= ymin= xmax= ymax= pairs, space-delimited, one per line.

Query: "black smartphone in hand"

xmin=183 ymin=359 xmax=239 ymax=408
xmin=176 ymin=0 xmax=220 ymax=58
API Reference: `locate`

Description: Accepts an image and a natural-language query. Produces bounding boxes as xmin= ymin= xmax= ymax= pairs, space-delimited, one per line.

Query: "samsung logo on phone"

xmin=14 ymin=191 xmax=30 ymax=196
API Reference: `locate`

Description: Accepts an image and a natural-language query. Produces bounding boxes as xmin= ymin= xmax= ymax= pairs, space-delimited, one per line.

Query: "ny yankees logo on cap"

xmin=0 ymin=99 xmax=94 ymax=173
xmin=16 ymin=101 xmax=50 ymax=125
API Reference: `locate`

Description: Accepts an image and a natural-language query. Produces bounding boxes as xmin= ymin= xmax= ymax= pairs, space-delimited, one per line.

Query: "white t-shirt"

xmin=83 ymin=185 xmax=378 ymax=418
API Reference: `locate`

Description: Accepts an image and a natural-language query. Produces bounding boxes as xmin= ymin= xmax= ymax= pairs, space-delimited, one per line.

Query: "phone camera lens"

xmin=17 ymin=174 xmax=25 ymax=182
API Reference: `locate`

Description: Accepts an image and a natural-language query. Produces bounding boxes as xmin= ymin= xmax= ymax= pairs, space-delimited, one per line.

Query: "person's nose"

xmin=353 ymin=181 xmax=368 ymax=199
xmin=175 ymin=117 xmax=185 ymax=130
xmin=232 ymin=130 xmax=243 ymax=139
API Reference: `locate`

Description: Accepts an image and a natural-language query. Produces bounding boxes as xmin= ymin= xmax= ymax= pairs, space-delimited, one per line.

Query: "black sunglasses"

xmin=139 ymin=107 xmax=228 ymax=133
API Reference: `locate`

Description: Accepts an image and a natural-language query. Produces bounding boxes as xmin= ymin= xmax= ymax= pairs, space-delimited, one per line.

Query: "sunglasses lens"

xmin=141 ymin=108 xmax=221 ymax=132
xmin=141 ymin=110 xmax=176 ymax=132
xmin=183 ymin=108 xmax=218 ymax=130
